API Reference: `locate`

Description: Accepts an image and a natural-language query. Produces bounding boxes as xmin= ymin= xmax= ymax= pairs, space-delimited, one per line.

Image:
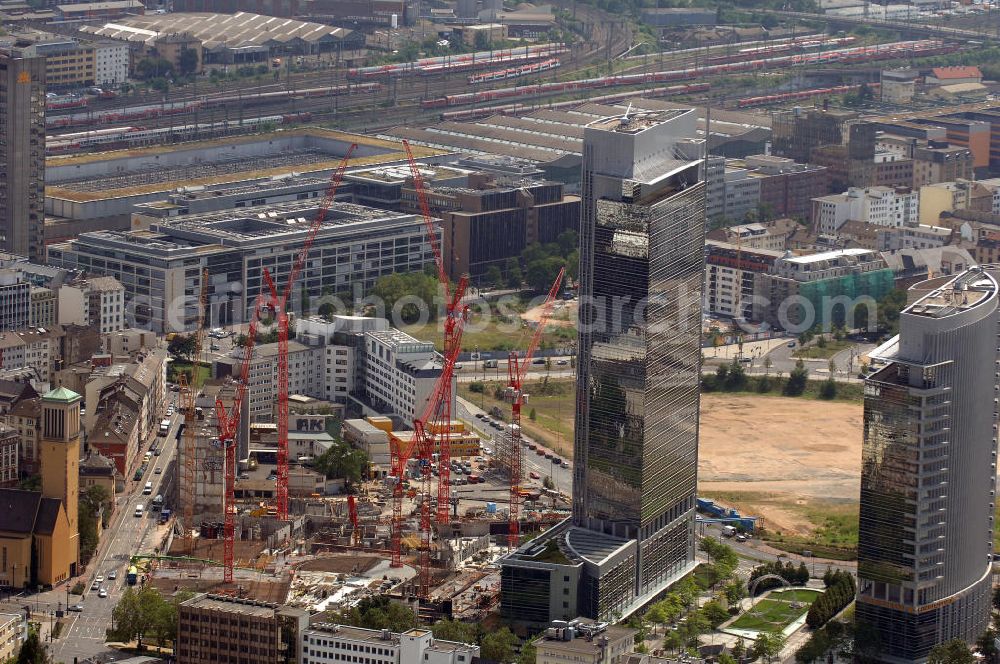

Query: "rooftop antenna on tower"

xmin=621 ymin=101 xmax=633 ymax=126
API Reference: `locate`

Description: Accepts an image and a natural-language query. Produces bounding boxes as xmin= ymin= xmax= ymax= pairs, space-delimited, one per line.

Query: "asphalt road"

xmin=455 ymin=395 xmax=572 ymax=496
xmin=48 ymin=402 xmax=183 ymax=663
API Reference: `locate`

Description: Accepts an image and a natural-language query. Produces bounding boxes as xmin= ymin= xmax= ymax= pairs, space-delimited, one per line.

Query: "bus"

xmin=126 ymin=565 xmax=138 ymax=585
xmin=158 ymin=418 xmax=170 ymax=436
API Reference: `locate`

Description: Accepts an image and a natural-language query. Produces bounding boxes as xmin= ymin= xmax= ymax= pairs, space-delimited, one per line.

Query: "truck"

xmin=159 ymin=508 xmax=171 ymax=524
xmin=722 ymin=525 xmax=737 ymax=537
xmin=126 ymin=565 xmax=138 ymax=585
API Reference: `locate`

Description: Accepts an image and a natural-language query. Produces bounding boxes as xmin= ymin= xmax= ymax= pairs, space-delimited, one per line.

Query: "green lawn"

xmin=793 ymin=339 xmax=853 ymax=360
xmin=729 ymin=591 xmax=817 ymax=631
xmin=403 ymin=318 xmax=577 ymax=353
xmin=166 ymin=361 xmax=211 ymax=385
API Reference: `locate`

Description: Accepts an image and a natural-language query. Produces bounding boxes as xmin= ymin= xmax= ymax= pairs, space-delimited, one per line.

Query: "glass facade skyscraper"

xmin=856 ymin=267 xmax=999 ymax=663
xmin=501 ymin=108 xmax=706 ymax=625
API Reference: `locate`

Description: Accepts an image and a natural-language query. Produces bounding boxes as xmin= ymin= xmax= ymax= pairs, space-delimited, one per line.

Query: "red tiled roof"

xmin=931 ymin=66 xmax=982 ymax=80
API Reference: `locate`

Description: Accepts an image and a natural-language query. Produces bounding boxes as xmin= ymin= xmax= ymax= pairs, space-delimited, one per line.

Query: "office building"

xmin=856 ymin=267 xmax=999 ymax=662
xmin=177 ymin=594 xmax=309 ymax=664
xmin=400 ymin=174 xmax=580 ymax=282
xmin=501 ymin=108 xmax=705 ymax=625
xmin=0 ymin=48 xmax=45 ymax=263
xmin=47 ymin=200 xmax=436 ymax=333
xmin=535 ymin=620 xmax=636 ymax=664
xmin=753 ymin=248 xmax=895 ymax=332
xmin=57 ymin=276 xmax=126 ymax=334
xmin=302 ymin=624 xmax=479 ymax=664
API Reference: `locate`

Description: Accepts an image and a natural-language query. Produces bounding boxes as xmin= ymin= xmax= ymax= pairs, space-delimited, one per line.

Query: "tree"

xmin=701 ymin=600 xmax=730 ymax=628
xmin=724 ymin=578 xmax=746 ymax=606
xmin=79 ymin=484 xmax=111 ymax=563
xmin=474 ymin=30 xmax=491 ymax=49
xmin=178 ymin=47 xmax=199 ymax=75
xmin=484 ymin=265 xmax=504 ymax=289
xmin=529 ymin=407 xmax=537 ymax=421
xmin=168 ymin=334 xmax=197 ymax=361
xmin=517 ymin=637 xmax=538 ymax=664
xmin=977 ymin=629 xmax=999 ymax=664
xmin=505 ymin=258 xmax=523 ymax=288
xmin=819 ymin=377 xmax=837 ymax=400
xmin=371 ymin=271 xmax=440 ymax=324
xmin=480 ymin=627 xmax=519 ymax=662
xmin=732 ymin=637 xmax=747 ymax=661
xmin=928 ymin=639 xmax=974 ymax=664
xmin=311 ymin=440 xmax=369 ymax=485
xmin=753 ymin=631 xmax=787 ymax=663
xmin=432 ymin=619 xmax=478 ymax=644
xmin=525 ymin=255 xmax=567 ymax=293
xmin=718 ymin=654 xmax=737 ymax=664
xmin=784 ymin=359 xmax=809 ymax=396
xmin=135 ymin=57 xmax=173 ymax=80
xmin=110 ymin=586 xmax=143 ymax=645
xmin=645 ymin=603 xmax=668 ymax=634
xmin=16 ymin=630 xmax=49 ymax=664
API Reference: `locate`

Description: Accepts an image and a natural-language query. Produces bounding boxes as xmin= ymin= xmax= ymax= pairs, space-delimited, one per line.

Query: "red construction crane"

xmin=261 ymin=143 xmax=357 ymax=521
xmin=347 ymin=495 xmax=360 ymax=545
xmin=506 ymin=267 xmax=565 ymax=548
xmin=386 ymin=141 xmax=470 ymax=595
xmin=215 ymin=294 xmax=265 ymax=584
xmin=401 ymin=139 xmax=458 ymax=527
xmin=388 ymin=276 xmax=469 ymax=594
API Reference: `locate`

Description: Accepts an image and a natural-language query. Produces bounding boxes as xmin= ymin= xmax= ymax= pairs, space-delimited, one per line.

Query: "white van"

xmin=134 ymin=504 xmax=144 ymax=517
xmin=722 ymin=525 xmax=737 ymax=537
xmin=143 ymin=482 xmax=153 ymax=495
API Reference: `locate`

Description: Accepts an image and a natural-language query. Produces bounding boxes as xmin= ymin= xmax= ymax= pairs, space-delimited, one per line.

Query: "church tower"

xmin=40 ymin=387 xmax=81 ymax=572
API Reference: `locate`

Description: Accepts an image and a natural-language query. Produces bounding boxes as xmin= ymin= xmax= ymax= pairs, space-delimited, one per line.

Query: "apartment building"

xmin=813 ymin=186 xmax=919 ymax=235
xmin=93 ymin=41 xmax=129 ymax=86
xmin=705 ymin=218 xmax=798 ymax=252
xmin=364 ymin=328 xmax=442 ymax=427
xmin=753 ymin=248 xmax=895 ymax=331
xmin=0 ymin=613 xmax=26 ymax=662
xmin=176 ymin=594 xmax=309 ymax=664
xmin=919 ymin=179 xmax=1000 ymax=225
xmin=301 ymin=624 xmax=479 ymax=664
xmin=216 ymin=315 xmax=445 ymax=428
xmin=704 ymin=240 xmax=782 ymax=320
xmin=57 ymin=276 xmax=126 ymax=334
xmin=0 ymin=271 xmax=30 ymax=333
xmin=0 ymin=427 xmax=18 ymax=487
xmin=30 ymin=288 xmax=56 ymax=329
xmin=0 ymin=327 xmax=64 ymax=391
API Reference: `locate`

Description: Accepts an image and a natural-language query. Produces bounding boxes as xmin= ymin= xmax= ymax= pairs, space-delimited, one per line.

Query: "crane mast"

xmin=507 ymin=268 xmax=565 ymax=548
xmin=261 ymin=144 xmax=357 ymax=521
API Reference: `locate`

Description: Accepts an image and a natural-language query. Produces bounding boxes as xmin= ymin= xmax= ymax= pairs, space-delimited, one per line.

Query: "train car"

xmin=46 ymin=95 xmax=88 ymax=111
xmin=737 ymin=83 xmax=881 ymax=108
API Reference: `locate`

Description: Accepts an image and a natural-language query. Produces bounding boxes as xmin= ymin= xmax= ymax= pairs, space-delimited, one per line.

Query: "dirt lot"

xmin=296 ymin=554 xmax=382 ymax=574
xmin=698 ymin=394 xmax=863 ymax=535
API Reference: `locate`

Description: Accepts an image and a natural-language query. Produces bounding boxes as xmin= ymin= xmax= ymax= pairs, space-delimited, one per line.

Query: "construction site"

xmin=138 ymin=140 xmax=572 ymax=623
